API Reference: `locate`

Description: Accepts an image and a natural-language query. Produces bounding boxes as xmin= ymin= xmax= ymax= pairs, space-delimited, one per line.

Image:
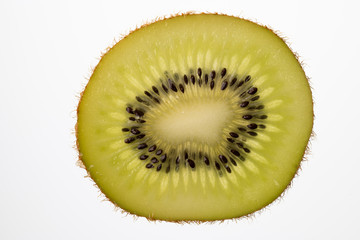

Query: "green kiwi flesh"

xmin=76 ymin=14 xmax=313 ymax=221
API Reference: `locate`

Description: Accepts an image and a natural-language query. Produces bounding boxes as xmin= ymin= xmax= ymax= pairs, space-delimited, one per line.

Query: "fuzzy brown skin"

xmin=74 ymin=12 xmax=314 ymax=223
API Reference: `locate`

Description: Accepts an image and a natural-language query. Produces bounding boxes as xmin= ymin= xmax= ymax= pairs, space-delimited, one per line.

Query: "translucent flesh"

xmin=77 ymin=14 xmax=313 ymax=221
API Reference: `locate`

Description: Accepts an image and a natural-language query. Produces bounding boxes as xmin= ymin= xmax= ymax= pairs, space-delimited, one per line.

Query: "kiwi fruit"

xmin=76 ymin=13 xmax=313 ymax=222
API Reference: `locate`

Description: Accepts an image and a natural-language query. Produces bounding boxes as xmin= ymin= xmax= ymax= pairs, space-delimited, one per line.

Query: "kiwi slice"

xmin=76 ymin=14 xmax=313 ymax=222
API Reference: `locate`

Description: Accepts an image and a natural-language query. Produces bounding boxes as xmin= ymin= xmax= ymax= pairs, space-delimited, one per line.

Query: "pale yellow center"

xmin=146 ymin=97 xmax=233 ymax=146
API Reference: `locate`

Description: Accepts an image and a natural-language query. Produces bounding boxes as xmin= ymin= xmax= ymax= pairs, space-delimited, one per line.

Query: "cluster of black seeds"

xmin=121 ymin=67 xmax=267 ymax=175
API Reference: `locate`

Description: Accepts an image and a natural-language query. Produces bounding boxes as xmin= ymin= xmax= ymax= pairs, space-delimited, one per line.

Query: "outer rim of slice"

xmin=75 ymin=12 xmax=314 ymax=223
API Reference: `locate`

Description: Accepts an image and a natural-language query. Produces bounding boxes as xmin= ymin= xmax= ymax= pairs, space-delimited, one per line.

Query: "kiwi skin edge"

xmin=74 ymin=12 xmax=314 ymax=223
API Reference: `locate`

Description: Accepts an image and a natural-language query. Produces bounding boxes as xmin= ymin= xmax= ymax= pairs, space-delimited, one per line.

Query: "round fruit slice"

xmin=76 ymin=14 xmax=313 ymax=221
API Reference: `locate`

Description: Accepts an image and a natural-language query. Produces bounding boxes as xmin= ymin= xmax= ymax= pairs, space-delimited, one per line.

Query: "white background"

xmin=1 ymin=0 xmax=359 ymax=239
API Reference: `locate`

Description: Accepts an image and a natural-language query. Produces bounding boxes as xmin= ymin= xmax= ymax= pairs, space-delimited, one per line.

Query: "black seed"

xmin=243 ymin=115 xmax=253 ymax=120
xmin=137 ymin=134 xmax=145 ymax=139
xmin=248 ymin=106 xmax=256 ymax=110
xmin=153 ymin=97 xmax=160 ymax=104
xmin=124 ymin=137 xmax=135 ymax=143
xmin=152 ymin=86 xmax=159 ymax=95
xmin=229 ymin=132 xmax=239 ymax=138
xmin=156 ymin=164 xmax=162 ymax=171
xmin=258 ymin=115 xmax=268 ymax=119
xmin=134 ymin=109 xmax=144 ymax=117
xmin=139 ymin=154 xmax=148 ymax=160
xmin=146 ymin=163 xmax=154 ymax=169
xmin=247 ymin=123 xmax=258 ymax=129
xmin=236 ymin=80 xmax=244 ymax=89
xmin=198 ymin=78 xmax=202 ymax=87
xmin=179 ymin=84 xmax=184 ymax=93
xmin=236 ymin=142 xmax=244 ymax=148
xmin=227 ymin=138 xmax=235 ymax=143
xmin=136 ymin=96 xmax=144 ymax=103
xmin=240 ymin=101 xmax=249 ymax=108
xmin=168 ymin=79 xmax=178 ymax=92
xmin=211 ymin=70 xmax=216 ymax=80
xmin=156 ymin=149 xmax=163 ymax=155
xmin=204 ymin=156 xmax=210 ymax=165
xmin=230 ymin=158 xmax=237 ymax=166
xmin=162 ymin=84 xmax=168 ymax=93
xmin=175 ymin=156 xmax=180 ymax=164
xmin=137 ymin=143 xmax=148 ymax=149
xmin=197 ymin=68 xmax=202 ymax=77
xmin=256 ymin=105 xmax=264 ymax=110
xmin=131 ymin=128 xmax=140 ymax=135
xmin=137 ymin=119 xmax=146 ymax=123
xmin=230 ymin=149 xmax=240 ymax=156
xmin=221 ymin=80 xmax=228 ymax=90
xmin=247 ymin=131 xmax=258 ymax=136
xmin=259 ymin=124 xmax=266 ymax=129
xmin=160 ymin=154 xmax=167 ymax=163
xmin=243 ymin=148 xmax=251 ymax=153
xmin=219 ymin=155 xmax=228 ymax=163
xmin=230 ymin=78 xmax=237 ymax=86
xmin=191 ymin=75 xmax=195 ymax=84
xmin=238 ymin=127 xmax=246 ymax=132
xmin=204 ymin=74 xmax=209 ymax=84
xmin=248 ymin=87 xmax=258 ymax=95
xmin=184 ymin=75 xmax=189 ymax=84
xmin=166 ymin=165 xmax=170 ymax=173
xmin=151 ymin=157 xmax=159 ymax=163
xmin=126 ymin=107 xmax=134 ymax=114
xmin=240 ymin=91 xmax=246 ymax=98
xmin=144 ymin=91 xmax=152 ymax=98
xmin=122 ymin=128 xmax=129 ymax=132
xmin=221 ymin=68 xmax=227 ymax=78
xmin=210 ymin=81 xmax=215 ymax=90
xmin=225 ymin=165 xmax=231 ymax=173
xmin=129 ymin=117 xmax=136 ymax=121
xmin=185 ymin=152 xmax=188 ymax=159
xmin=215 ymin=162 xmax=221 ymax=170
xmin=244 ymin=75 xmax=251 ymax=82
xmin=188 ymin=159 xmax=195 ymax=168
xmin=251 ymin=96 xmax=260 ymax=101
xmin=148 ymin=145 xmax=157 ymax=152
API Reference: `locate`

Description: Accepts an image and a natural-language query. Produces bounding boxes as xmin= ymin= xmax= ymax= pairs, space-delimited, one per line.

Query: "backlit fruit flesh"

xmin=76 ymin=14 xmax=313 ymax=221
